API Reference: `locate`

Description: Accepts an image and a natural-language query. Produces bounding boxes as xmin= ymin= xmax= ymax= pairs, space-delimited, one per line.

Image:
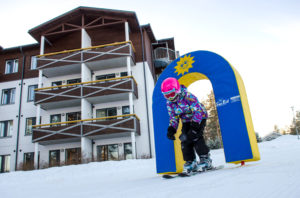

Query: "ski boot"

xmin=182 ymin=160 xmax=197 ymax=175
xmin=197 ymin=153 xmax=213 ymax=171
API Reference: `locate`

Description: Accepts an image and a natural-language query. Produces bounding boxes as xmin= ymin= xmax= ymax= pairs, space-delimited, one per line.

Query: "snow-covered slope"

xmin=1 ymin=135 xmax=300 ymax=198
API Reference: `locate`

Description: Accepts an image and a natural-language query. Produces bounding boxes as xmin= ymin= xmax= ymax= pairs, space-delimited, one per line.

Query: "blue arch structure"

xmin=153 ymin=50 xmax=260 ymax=174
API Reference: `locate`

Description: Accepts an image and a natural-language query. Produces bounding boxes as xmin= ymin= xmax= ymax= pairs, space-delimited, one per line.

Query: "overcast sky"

xmin=1 ymin=0 xmax=300 ymax=137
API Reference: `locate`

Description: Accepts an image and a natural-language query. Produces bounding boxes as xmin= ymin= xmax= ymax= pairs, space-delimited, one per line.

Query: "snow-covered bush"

xmin=206 ymin=138 xmax=222 ymax=149
xmin=262 ymin=132 xmax=282 ymax=142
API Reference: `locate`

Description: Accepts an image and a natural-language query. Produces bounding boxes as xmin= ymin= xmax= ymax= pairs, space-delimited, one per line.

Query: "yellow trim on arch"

xmin=229 ymin=66 xmax=260 ymax=164
xmin=172 ymin=70 xmax=259 ymax=170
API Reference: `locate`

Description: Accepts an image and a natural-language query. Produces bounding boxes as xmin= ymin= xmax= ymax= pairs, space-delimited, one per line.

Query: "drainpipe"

xmin=15 ymin=46 xmax=26 ymax=170
xmin=140 ymin=27 xmax=152 ymax=158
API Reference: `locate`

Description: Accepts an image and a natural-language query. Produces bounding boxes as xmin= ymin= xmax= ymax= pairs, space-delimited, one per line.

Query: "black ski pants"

xmin=180 ymin=119 xmax=209 ymax=162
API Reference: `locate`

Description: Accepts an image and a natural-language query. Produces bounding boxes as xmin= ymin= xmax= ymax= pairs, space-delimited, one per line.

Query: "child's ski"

xmin=162 ymin=165 xmax=224 ymax=179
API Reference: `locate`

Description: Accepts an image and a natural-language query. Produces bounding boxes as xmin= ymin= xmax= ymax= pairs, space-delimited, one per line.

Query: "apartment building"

xmin=0 ymin=7 xmax=176 ymax=172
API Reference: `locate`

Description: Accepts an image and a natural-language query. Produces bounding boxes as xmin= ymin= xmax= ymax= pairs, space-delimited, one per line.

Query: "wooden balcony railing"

xmin=36 ymin=41 xmax=136 ymax=70
xmin=34 ymin=76 xmax=138 ymax=106
xmin=32 ymin=114 xmax=140 ymax=143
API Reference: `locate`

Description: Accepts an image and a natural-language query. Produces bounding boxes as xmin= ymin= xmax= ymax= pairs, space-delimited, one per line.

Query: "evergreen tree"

xmin=202 ymin=90 xmax=222 ymax=149
xmin=255 ymin=132 xmax=262 ymax=143
xmin=289 ymin=111 xmax=300 ymax=135
xmin=274 ymin=125 xmax=280 ymax=133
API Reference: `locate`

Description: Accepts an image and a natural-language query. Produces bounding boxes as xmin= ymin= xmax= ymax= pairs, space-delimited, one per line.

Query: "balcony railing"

xmin=153 ymin=47 xmax=176 ymax=68
xmin=32 ymin=114 xmax=140 ymax=144
xmin=34 ymin=76 xmax=138 ymax=109
xmin=36 ymin=41 xmax=136 ymax=77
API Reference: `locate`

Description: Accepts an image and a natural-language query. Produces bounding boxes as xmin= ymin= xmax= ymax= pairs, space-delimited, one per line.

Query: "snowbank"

xmin=1 ymin=135 xmax=300 ymax=198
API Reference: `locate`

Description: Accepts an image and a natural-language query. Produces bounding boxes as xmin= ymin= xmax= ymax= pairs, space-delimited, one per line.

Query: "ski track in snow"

xmin=1 ymin=135 xmax=300 ymax=198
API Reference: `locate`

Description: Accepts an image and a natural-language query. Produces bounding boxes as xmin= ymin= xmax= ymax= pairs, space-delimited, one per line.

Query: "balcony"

xmin=34 ymin=76 xmax=138 ymax=110
xmin=37 ymin=41 xmax=136 ymax=77
xmin=153 ymin=47 xmax=176 ymax=68
xmin=32 ymin=114 xmax=140 ymax=145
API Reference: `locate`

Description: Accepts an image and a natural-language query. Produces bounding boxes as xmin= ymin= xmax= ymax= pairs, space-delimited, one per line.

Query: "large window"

xmin=66 ymin=148 xmax=81 ymax=165
xmin=23 ymin=152 xmax=34 ymax=170
xmin=0 ymin=155 xmax=10 ymax=173
xmin=25 ymin=117 xmax=36 ymax=135
xmin=124 ymin=143 xmax=133 ymax=160
xmin=0 ymin=120 xmax=13 ymax=137
xmin=96 ymin=73 xmax=116 ymax=81
xmin=66 ymin=112 xmax=81 ymax=122
xmin=49 ymin=150 xmax=60 ymax=167
xmin=5 ymin=59 xmax=18 ymax=74
xmin=67 ymin=78 xmax=81 ymax=84
xmin=1 ymin=88 xmax=15 ymax=105
xmin=97 ymin=144 xmax=119 ymax=161
xmin=122 ymin=106 xmax=130 ymax=118
xmin=50 ymin=114 xmax=61 ymax=126
xmin=51 ymin=81 xmax=62 ymax=90
xmin=96 ymin=107 xmax=117 ymax=120
xmin=30 ymin=56 xmax=37 ymax=70
xmin=120 ymin=72 xmax=128 ymax=77
xmin=28 ymin=85 xmax=38 ymax=102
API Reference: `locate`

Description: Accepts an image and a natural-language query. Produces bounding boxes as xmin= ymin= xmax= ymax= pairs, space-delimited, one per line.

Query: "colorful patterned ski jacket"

xmin=166 ymin=85 xmax=208 ymax=129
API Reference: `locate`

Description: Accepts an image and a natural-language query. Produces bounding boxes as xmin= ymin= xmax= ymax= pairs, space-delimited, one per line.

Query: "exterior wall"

xmin=0 ymin=52 xmax=156 ymax=171
xmin=0 ymin=7 xmax=175 ymax=172
xmin=44 ymin=31 xmax=82 ymax=54
xmin=88 ymin=23 xmax=125 ymax=46
xmin=142 ymin=30 xmax=155 ymax=78
xmin=132 ymin=62 xmax=154 ymax=158
xmin=0 ymin=77 xmax=39 ymax=171
xmin=144 ymin=62 xmax=156 ymax=157
xmin=0 ymin=47 xmax=39 ymax=83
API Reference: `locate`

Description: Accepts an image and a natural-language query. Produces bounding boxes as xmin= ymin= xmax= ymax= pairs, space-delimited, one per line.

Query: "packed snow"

xmin=1 ymin=135 xmax=300 ymax=198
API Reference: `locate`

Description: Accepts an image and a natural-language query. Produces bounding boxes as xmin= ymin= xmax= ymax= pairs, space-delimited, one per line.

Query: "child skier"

xmin=161 ymin=77 xmax=212 ymax=174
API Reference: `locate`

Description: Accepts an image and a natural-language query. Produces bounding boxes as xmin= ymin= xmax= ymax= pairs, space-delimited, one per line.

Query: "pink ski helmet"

xmin=161 ymin=77 xmax=181 ymax=101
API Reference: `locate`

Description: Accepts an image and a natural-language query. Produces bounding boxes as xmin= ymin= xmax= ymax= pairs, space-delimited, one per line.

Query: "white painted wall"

xmin=82 ymin=63 xmax=92 ymax=82
xmin=81 ymin=29 xmax=91 ymax=48
xmin=143 ymin=62 xmax=156 ymax=157
xmin=131 ymin=62 xmax=155 ymax=158
xmin=0 ymin=60 xmax=156 ymax=171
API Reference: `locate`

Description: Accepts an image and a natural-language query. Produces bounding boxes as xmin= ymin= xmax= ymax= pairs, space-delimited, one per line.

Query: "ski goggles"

xmin=162 ymin=89 xmax=177 ymax=100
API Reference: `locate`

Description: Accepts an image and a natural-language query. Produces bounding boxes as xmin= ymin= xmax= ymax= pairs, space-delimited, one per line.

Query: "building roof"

xmin=28 ymin=6 xmax=141 ymax=42
xmin=0 ymin=43 xmax=39 ymax=54
xmin=141 ymin=24 xmax=156 ymax=43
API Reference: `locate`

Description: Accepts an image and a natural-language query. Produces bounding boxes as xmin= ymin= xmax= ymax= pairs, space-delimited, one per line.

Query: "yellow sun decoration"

xmin=174 ymin=54 xmax=195 ymax=76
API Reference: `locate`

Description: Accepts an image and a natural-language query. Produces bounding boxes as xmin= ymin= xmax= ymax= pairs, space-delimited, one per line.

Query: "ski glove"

xmin=167 ymin=126 xmax=176 ymax=140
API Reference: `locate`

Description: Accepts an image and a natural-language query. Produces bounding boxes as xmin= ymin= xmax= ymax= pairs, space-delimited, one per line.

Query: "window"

xmin=96 ymin=73 xmax=116 ymax=81
xmin=0 ymin=120 xmax=13 ymax=137
xmin=97 ymin=144 xmax=119 ymax=161
xmin=23 ymin=152 xmax=34 ymax=170
xmin=66 ymin=112 xmax=81 ymax=122
xmin=28 ymin=85 xmax=38 ymax=102
xmin=25 ymin=117 xmax=36 ymax=135
xmin=66 ymin=148 xmax=81 ymax=165
xmin=0 ymin=155 xmax=10 ymax=173
xmin=50 ymin=114 xmax=61 ymax=126
xmin=96 ymin=107 xmax=117 ymax=120
xmin=1 ymin=88 xmax=15 ymax=105
xmin=122 ymin=106 xmax=130 ymax=118
xmin=30 ymin=56 xmax=37 ymax=70
xmin=124 ymin=143 xmax=133 ymax=160
xmin=120 ymin=72 xmax=128 ymax=77
xmin=67 ymin=78 xmax=81 ymax=85
xmin=49 ymin=150 xmax=60 ymax=167
xmin=5 ymin=59 xmax=18 ymax=74
xmin=51 ymin=81 xmax=62 ymax=90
